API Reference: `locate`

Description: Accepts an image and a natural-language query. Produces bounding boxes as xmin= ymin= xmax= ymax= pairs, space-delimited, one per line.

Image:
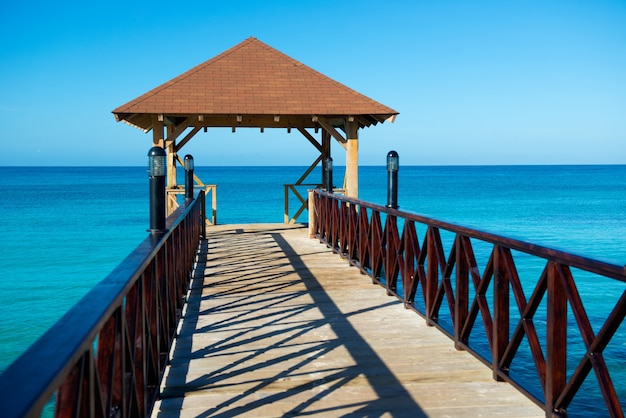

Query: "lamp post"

xmin=324 ymin=157 xmax=333 ymax=193
xmin=386 ymin=150 xmax=399 ymax=209
xmin=184 ymin=154 xmax=194 ymax=201
xmin=148 ymin=146 xmax=167 ymax=233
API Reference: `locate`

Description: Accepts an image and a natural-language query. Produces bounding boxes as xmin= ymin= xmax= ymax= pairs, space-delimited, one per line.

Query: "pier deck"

xmin=152 ymin=224 xmax=543 ymax=417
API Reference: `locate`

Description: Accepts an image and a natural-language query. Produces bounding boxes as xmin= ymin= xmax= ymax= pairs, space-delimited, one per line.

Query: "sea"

xmin=1 ymin=165 xmax=625 ymax=417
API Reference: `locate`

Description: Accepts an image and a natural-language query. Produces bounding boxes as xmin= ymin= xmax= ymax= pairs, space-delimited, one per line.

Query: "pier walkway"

xmin=152 ymin=224 xmax=544 ymax=417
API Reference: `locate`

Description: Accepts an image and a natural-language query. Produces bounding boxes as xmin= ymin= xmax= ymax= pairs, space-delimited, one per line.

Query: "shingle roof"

xmin=112 ymin=37 xmax=398 ymax=131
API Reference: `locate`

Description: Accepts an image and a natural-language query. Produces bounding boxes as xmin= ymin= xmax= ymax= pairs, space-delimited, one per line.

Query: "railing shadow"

xmin=270 ymin=231 xmax=428 ymax=417
xmin=152 ymin=238 xmax=209 ymax=416
xmin=156 ymin=225 xmax=427 ymax=417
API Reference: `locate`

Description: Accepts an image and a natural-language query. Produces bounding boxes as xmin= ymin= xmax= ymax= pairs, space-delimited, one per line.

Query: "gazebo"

xmin=113 ymin=37 xmax=398 ymax=219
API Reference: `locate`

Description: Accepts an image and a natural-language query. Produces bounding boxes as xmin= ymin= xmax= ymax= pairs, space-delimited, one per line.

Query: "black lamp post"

xmin=324 ymin=157 xmax=333 ymax=193
xmin=148 ymin=146 xmax=167 ymax=233
xmin=184 ymin=154 xmax=194 ymax=200
xmin=386 ymin=150 xmax=399 ymax=209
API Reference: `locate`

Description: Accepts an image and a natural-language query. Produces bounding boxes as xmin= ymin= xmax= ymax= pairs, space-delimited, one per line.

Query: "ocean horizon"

xmin=1 ymin=164 xmax=625 ymax=416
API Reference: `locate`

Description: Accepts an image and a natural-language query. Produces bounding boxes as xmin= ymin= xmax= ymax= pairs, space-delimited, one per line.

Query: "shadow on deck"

xmin=153 ymin=224 xmax=543 ymax=418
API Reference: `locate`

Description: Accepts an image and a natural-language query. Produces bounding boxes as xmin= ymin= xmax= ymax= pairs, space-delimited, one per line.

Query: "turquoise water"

xmin=1 ymin=165 xmax=625 ymax=416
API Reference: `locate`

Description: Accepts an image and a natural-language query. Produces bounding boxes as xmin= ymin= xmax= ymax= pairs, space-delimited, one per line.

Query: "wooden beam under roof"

xmin=297 ymin=128 xmax=323 ymax=153
xmin=317 ymin=118 xmax=347 ymax=150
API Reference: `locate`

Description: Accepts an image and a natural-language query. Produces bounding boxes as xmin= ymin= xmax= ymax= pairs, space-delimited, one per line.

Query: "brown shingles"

xmin=113 ymin=37 xmax=397 ymax=123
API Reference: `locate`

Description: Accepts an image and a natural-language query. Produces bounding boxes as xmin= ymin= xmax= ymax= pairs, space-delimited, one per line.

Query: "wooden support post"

xmin=285 ymin=128 xmax=326 ymax=224
xmin=345 ymin=119 xmax=358 ymax=198
xmin=152 ymin=116 xmax=164 ymax=147
xmin=166 ymin=124 xmax=177 ymax=189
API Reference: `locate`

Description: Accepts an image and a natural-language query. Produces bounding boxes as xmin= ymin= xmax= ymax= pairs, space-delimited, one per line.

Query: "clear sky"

xmin=1 ymin=0 xmax=625 ymax=166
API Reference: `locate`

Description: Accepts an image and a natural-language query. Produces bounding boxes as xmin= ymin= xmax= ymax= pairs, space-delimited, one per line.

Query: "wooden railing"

xmin=284 ymin=183 xmax=320 ymax=224
xmin=284 ymin=184 xmax=345 ymax=224
xmin=313 ymin=189 xmax=626 ymax=417
xmin=168 ymin=184 xmax=216 ymax=225
xmin=0 ymin=190 xmax=206 ymax=418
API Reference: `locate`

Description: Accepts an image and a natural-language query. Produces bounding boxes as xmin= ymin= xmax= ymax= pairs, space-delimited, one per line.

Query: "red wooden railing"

xmin=0 ymin=191 xmax=206 ymax=418
xmin=313 ymin=189 xmax=626 ymax=417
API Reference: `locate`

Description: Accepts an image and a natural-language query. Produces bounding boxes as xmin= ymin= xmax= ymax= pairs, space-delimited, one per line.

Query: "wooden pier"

xmin=152 ymin=224 xmax=543 ymax=417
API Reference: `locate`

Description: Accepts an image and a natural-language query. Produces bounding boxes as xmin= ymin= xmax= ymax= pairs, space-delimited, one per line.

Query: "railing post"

xmin=455 ymin=235 xmax=469 ymax=349
xmin=402 ymin=220 xmax=417 ymax=307
xmin=284 ymin=185 xmax=289 ymax=224
xmin=201 ymin=189 xmax=207 ymax=238
xmin=347 ymin=200 xmax=359 ymax=261
xmin=426 ymin=226 xmax=438 ymax=324
xmin=211 ymin=185 xmax=217 ymax=225
xmin=330 ymin=195 xmax=339 ymax=248
xmin=546 ymin=261 xmax=567 ymax=416
xmin=384 ymin=214 xmax=399 ymax=295
xmin=148 ymin=146 xmax=167 ymax=234
xmin=493 ymin=246 xmax=509 ymax=381
xmin=308 ymin=189 xmax=316 ymax=238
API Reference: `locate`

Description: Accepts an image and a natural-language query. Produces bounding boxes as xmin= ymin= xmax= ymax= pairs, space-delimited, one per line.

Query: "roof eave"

xmin=113 ymin=111 xmax=398 ymax=132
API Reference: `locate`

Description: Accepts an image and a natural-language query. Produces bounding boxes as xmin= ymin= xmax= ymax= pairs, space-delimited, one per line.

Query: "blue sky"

xmin=1 ymin=0 xmax=625 ymax=166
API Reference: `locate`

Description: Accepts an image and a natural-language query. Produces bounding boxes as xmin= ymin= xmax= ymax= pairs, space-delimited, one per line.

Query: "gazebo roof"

xmin=112 ymin=37 xmax=398 ymax=132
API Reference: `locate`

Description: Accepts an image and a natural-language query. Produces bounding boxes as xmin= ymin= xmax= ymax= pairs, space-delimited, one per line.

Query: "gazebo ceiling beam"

xmin=122 ymin=112 xmax=387 ymax=141
xmin=317 ymin=118 xmax=348 ymax=150
xmin=357 ymin=115 xmax=375 ymax=127
xmin=295 ymin=154 xmax=323 ymax=186
xmin=141 ymin=113 xmax=388 ymax=131
xmin=297 ymin=128 xmax=323 ymax=153
xmin=186 ymin=115 xmax=316 ymax=129
xmin=175 ymin=126 xmax=202 ymax=152
xmin=164 ymin=116 xmax=195 ymax=146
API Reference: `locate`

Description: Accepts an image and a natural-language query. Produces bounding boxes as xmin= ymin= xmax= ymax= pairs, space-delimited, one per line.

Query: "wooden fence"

xmin=313 ymin=189 xmax=626 ymax=417
xmin=168 ymin=185 xmax=216 ymax=225
xmin=0 ymin=191 xmax=206 ymax=417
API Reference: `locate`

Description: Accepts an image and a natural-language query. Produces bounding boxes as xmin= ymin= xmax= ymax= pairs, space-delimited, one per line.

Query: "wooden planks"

xmin=152 ymin=224 xmax=544 ymax=417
